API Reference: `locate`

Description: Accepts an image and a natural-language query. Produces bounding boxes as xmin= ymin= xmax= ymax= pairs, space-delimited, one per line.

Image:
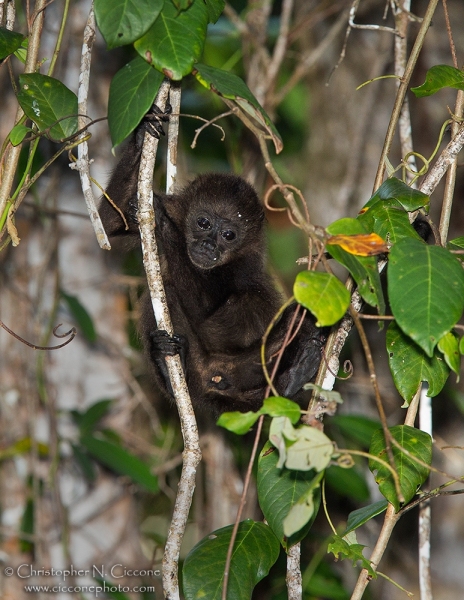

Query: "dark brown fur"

xmin=99 ymin=132 xmax=326 ymax=415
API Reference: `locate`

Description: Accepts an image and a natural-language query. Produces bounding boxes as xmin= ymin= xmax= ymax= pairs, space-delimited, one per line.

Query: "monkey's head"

xmin=183 ymin=173 xmax=265 ymax=270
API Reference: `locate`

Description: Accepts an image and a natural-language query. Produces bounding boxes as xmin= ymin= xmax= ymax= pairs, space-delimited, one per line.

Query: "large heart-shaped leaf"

xmin=386 ymin=322 xmax=449 ymax=405
xmin=17 ymin=74 xmax=78 ymax=140
xmin=182 ymin=520 xmax=279 ymax=600
xmin=94 ymin=0 xmax=163 ymax=49
xmin=108 ymin=56 xmax=164 ymax=146
xmin=388 ymin=238 xmax=464 ymax=356
xmin=369 ymin=425 xmax=432 ymax=511
xmin=135 ymin=0 xmax=208 ymax=80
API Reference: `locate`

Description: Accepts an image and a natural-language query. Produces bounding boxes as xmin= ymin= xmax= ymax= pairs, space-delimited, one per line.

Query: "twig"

xmin=221 ymin=415 xmax=265 ymax=600
xmin=348 ymin=306 xmax=402 ymax=502
xmin=348 ymin=0 xmax=397 ymax=34
xmin=419 ymin=121 xmax=464 ymax=196
xmin=190 ymin=111 xmax=231 ymax=149
xmin=74 ymin=2 xmax=111 ymax=250
xmin=0 ymin=321 xmax=76 ymax=350
xmin=275 ymin=9 xmax=347 ymax=105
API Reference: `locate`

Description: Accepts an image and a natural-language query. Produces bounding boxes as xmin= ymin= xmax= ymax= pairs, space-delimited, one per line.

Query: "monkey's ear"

xmin=155 ymin=192 xmax=186 ymax=227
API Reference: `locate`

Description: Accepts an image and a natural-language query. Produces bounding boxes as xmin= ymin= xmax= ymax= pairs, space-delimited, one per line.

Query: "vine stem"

xmin=0 ymin=0 xmax=47 ymax=241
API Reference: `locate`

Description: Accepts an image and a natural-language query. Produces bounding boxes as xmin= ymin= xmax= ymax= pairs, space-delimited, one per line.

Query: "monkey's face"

xmin=186 ymin=211 xmax=242 ymax=270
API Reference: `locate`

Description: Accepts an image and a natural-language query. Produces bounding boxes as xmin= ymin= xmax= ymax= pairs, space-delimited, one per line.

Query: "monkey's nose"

xmin=201 ymin=238 xmax=216 ymax=252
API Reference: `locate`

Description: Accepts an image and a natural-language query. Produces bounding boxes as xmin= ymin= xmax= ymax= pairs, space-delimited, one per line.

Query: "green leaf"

xmin=343 ymin=499 xmax=388 ymax=536
xmin=386 ymin=322 xmax=449 ymax=405
xmin=0 ymin=437 xmax=48 ymax=461
xmin=61 ymin=290 xmax=97 ymax=343
xmin=294 ymin=271 xmax=350 ymax=326
xmin=135 ymin=0 xmax=208 ymax=80
xmin=80 ymin=434 xmax=158 ymax=493
xmin=17 ymin=74 xmax=78 ymax=140
xmin=368 ymin=425 xmax=432 ymax=511
xmin=261 ymin=396 xmax=301 ymax=424
xmin=326 ymin=218 xmax=385 ymax=312
xmin=9 ymin=124 xmax=33 ymax=146
xmin=388 ymin=238 xmax=464 ymax=356
xmin=71 ymin=399 xmax=113 ymax=434
xmin=283 ymin=473 xmax=323 ymax=538
xmin=0 ymin=26 xmax=25 ymax=59
xmin=448 ymin=236 xmax=464 ymax=252
xmin=284 ymin=424 xmax=333 ymax=472
xmin=217 ymin=397 xmax=302 ymax=435
xmin=361 ymin=178 xmax=429 ymax=213
xmin=182 ymin=520 xmax=279 ymax=600
xmin=193 ymin=63 xmax=283 ymax=154
xmin=94 ymin=0 xmax=163 ymax=49
xmin=257 ymin=442 xmax=321 ymax=549
xmin=411 ymin=65 xmax=464 ymax=98
xmin=71 ymin=443 xmax=97 ymax=482
xmin=217 ymin=410 xmax=261 ymax=435
xmin=108 ymin=56 xmax=164 ymax=147
xmin=437 ymin=331 xmax=460 ymax=376
xmin=20 ymin=498 xmax=34 ymax=553
xmin=204 ymin=0 xmax=225 ymax=23
xmin=327 ymin=534 xmax=375 ymax=578
xmin=358 ymin=199 xmax=423 ymax=245
xmin=269 ymin=416 xmax=297 ymax=468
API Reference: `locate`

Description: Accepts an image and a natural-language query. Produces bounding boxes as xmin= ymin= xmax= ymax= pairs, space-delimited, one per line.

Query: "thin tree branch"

xmin=75 ymin=2 xmax=111 ymax=250
xmin=135 ymin=79 xmax=201 ymax=600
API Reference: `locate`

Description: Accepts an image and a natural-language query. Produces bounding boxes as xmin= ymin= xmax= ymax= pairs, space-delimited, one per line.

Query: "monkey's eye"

xmin=197 ymin=217 xmax=211 ymax=230
xmin=221 ymin=230 xmax=236 ymax=241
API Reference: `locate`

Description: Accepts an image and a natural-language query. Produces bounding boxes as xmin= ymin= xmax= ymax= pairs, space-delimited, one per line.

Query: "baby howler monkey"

xmin=99 ymin=107 xmax=326 ymax=415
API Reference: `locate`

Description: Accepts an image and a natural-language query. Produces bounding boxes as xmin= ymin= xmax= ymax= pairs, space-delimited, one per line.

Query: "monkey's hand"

xmin=149 ymin=330 xmax=188 ymax=397
xmin=136 ymin=103 xmax=173 ymax=145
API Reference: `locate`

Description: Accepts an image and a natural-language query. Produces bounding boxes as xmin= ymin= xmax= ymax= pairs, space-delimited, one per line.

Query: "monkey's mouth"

xmin=188 ymin=245 xmax=222 ymax=270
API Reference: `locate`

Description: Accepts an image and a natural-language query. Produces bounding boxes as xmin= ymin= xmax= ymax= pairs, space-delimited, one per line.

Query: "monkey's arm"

xmin=99 ymin=105 xmax=172 ymax=242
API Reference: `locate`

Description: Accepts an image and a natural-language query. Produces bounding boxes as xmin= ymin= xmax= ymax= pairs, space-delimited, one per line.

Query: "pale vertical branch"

xmin=74 ymin=2 xmax=111 ymax=250
xmin=0 ymin=0 xmax=15 ymax=28
xmin=166 ymin=82 xmax=182 ymax=194
xmin=286 ymin=543 xmax=303 ymax=600
xmin=394 ymin=1 xmax=417 ymax=181
xmin=135 ymin=79 xmax=201 ymax=600
xmin=348 ymin=308 xmax=422 ymax=599
xmin=418 ymin=385 xmax=433 ymax=600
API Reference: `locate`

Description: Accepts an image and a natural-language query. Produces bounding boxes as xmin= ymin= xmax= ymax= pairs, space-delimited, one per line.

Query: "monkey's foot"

xmin=150 ymin=330 xmax=186 ymax=357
